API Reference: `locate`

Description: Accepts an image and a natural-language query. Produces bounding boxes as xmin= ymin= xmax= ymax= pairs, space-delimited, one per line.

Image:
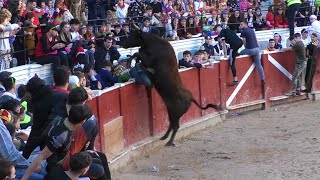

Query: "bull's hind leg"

xmin=166 ymin=119 xmax=179 ymax=147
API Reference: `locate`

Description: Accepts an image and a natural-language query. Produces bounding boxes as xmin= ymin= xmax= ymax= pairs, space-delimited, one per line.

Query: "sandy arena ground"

xmin=114 ymin=101 xmax=320 ymax=180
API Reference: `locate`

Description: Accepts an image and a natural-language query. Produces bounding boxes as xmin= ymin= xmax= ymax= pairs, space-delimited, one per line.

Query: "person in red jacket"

xmin=34 ymin=23 xmax=69 ymax=68
xmin=265 ymin=5 xmax=275 ymax=30
xmin=274 ymin=7 xmax=288 ymax=28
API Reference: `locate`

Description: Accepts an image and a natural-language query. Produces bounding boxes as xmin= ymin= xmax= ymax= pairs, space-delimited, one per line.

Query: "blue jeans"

xmin=240 ymin=47 xmax=265 ymax=81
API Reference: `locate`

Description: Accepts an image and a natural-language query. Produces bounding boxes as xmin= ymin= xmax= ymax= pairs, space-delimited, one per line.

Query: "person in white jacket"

xmin=115 ymin=0 xmax=129 ymax=24
xmin=0 ymin=9 xmax=20 ymax=70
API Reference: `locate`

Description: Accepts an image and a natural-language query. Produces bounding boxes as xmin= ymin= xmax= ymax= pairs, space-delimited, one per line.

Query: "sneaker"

xmin=230 ymin=81 xmax=239 ymax=86
xmin=296 ymin=91 xmax=302 ymax=96
xmin=285 ymin=92 xmax=297 ymax=96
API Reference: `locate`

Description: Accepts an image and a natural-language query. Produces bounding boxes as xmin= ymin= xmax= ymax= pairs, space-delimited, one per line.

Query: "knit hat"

xmin=0 ymin=109 xmax=12 ymax=123
xmin=69 ymin=75 xmax=80 ymax=86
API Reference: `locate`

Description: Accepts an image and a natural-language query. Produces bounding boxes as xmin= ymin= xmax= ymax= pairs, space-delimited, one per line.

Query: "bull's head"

xmin=121 ymin=22 xmax=144 ymax=48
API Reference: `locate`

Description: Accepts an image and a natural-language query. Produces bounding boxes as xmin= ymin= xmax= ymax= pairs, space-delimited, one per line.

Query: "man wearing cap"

xmin=215 ymin=24 xmax=243 ymax=86
xmin=213 ymin=36 xmax=230 ymax=56
xmin=0 ymin=71 xmax=12 ymax=93
xmin=301 ymin=28 xmax=310 ymax=46
xmin=202 ymin=36 xmax=215 ymax=56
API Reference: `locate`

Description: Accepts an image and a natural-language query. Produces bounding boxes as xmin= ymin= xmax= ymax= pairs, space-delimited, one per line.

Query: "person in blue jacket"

xmin=98 ymin=60 xmax=118 ymax=89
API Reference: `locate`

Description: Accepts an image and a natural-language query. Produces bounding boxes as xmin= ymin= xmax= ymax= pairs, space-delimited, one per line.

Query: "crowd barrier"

xmin=82 ymin=49 xmax=320 ymax=160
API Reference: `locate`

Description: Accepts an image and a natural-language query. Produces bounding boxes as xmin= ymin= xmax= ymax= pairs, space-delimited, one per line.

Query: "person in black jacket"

xmin=23 ymin=76 xmax=54 ymax=159
xmin=49 ymin=66 xmax=70 ymax=120
xmin=228 ymin=9 xmax=241 ymax=33
xmin=94 ymin=36 xmax=121 ymax=73
xmin=216 ymin=24 xmax=243 ymax=86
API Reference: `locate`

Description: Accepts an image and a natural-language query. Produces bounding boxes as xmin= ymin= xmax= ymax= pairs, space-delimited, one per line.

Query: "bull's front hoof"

xmin=165 ymin=142 xmax=177 ymax=147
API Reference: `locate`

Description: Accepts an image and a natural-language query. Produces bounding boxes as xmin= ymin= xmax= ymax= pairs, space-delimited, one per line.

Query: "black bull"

xmin=121 ymin=30 xmax=220 ymax=146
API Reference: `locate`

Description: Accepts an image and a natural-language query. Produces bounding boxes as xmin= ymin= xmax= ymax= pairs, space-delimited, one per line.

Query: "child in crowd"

xmin=178 ymin=50 xmax=202 ymax=68
xmin=283 ymin=33 xmax=307 ymax=96
xmin=98 ymin=61 xmax=118 ymax=89
xmin=83 ymin=64 xmax=102 ymax=90
xmin=192 ymin=51 xmax=204 ymax=64
xmin=112 ymin=24 xmax=125 ymax=46
xmin=17 ymin=85 xmax=32 ymax=129
xmin=24 ymin=12 xmax=37 ymax=61
xmin=0 ymin=9 xmax=20 ymax=70
xmin=96 ymin=22 xmax=107 ymax=38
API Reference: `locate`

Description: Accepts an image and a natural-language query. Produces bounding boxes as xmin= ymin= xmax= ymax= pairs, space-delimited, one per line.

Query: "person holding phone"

xmin=34 ymin=23 xmax=69 ymax=68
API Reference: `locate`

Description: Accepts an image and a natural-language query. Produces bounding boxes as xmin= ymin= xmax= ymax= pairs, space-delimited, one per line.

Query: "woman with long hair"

xmin=274 ymin=7 xmax=288 ymax=28
xmin=265 ymin=5 xmax=275 ymax=30
xmin=253 ymin=7 xmax=265 ymax=30
xmin=167 ymin=17 xmax=179 ymax=41
xmin=186 ymin=0 xmax=195 ymax=16
xmin=58 ymin=21 xmax=72 ymax=44
xmin=228 ymin=9 xmax=240 ymax=32
xmin=173 ymin=0 xmax=187 ymax=16
xmin=207 ymin=10 xmax=220 ymax=25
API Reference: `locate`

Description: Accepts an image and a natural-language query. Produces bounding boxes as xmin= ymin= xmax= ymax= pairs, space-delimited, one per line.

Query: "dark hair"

xmin=104 ymin=36 xmax=113 ymax=42
xmin=0 ymin=159 xmax=14 ymax=179
xmin=83 ymin=64 xmax=93 ymax=74
xmin=294 ymin=33 xmax=301 ymax=38
xmin=68 ymin=105 xmax=92 ymax=124
xmin=147 ymin=5 xmax=153 ymax=11
xmin=241 ymin=20 xmax=248 ymax=26
xmin=73 ymin=71 xmax=85 ymax=80
xmin=54 ymin=66 xmax=70 ymax=87
xmin=183 ymin=50 xmax=192 ymax=56
xmin=27 ymin=0 xmax=36 ymax=4
xmin=67 ymin=87 xmax=89 ymax=105
xmin=2 ymin=77 xmax=15 ymax=91
xmin=1 ymin=99 xmax=21 ymax=113
xmin=17 ymin=85 xmax=27 ymax=99
xmin=59 ymin=21 xmax=70 ymax=32
xmin=59 ymin=9 xmax=67 ymax=16
xmin=69 ymin=152 xmax=92 ymax=172
xmin=195 ymin=51 xmax=203 ymax=56
xmin=70 ymin=18 xmax=80 ymax=25
xmin=25 ymin=12 xmax=35 ymax=20
xmin=269 ymin=38 xmax=275 ymax=42
xmin=102 ymin=60 xmax=112 ymax=68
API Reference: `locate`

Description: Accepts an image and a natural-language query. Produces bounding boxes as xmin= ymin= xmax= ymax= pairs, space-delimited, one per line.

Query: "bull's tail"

xmin=191 ymin=98 xmax=220 ymax=110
